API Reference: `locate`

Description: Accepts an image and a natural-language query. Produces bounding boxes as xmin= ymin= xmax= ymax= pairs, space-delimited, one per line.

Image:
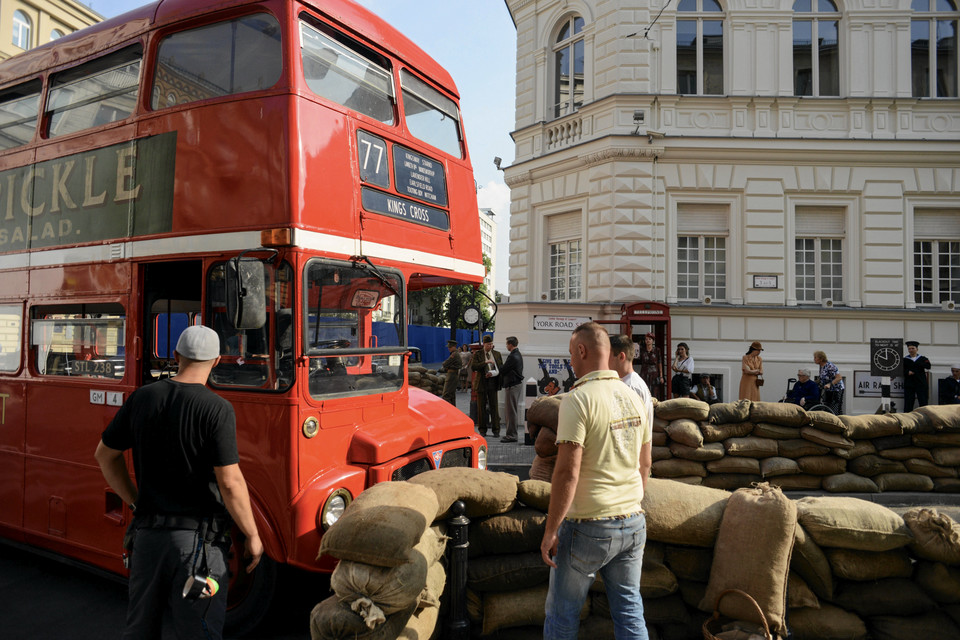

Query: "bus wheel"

xmin=225 ymin=539 xmax=277 ymax=636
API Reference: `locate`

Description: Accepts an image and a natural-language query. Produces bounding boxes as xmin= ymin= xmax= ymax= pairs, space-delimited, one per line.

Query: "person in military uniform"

xmin=439 ymin=339 xmax=461 ymax=405
xmin=471 ymin=335 xmax=503 ymax=437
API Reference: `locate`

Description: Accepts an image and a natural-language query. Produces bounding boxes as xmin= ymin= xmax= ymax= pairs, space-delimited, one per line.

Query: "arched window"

xmin=12 ymin=11 xmax=31 ymax=50
xmin=552 ymin=15 xmax=584 ymax=117
xmin=676 ymin=0 xmax=724 ymax=95
xmin=50 ymin=29 xmax=64 ymax=41
xmin=912 ymin=0 xmax=958 ymax=97
xmin=793 ymin=0 xmax=840 ymax=96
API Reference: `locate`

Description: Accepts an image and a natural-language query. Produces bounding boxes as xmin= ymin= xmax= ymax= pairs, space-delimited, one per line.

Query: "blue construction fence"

xmin=373 ymin=322 xmax=492 ymax=364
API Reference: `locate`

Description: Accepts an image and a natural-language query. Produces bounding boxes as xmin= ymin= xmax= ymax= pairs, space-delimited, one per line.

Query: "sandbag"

xmin=832 ymin=440 xmax=876 ymax=460
xmin=481 ymin=584 xmax=587 ymax=635
xmin=528 ymin=454 xmax=556 ymax=483
xmin=826 ymin=547 xmax=913 ymax=581
xmin=652 ymin=458 xmax=707 ymax=478
xmin=767 ymin=474 xmax=821 ymax=490
xmin=749 ymin=401 xmax=810 ymax=427
xmin=643 ymin=593 xmax=691 ymax=626
xmin=822 ymin=473 xmax=879 ymax=494
xmin=760 ymin=456 xmax=799 ymax=478
xmin=914 ymin=432 xmax=960 ymax=447
xmin=874 ymin=472 xmax=934 ymax=492
xmin=469 ymin=507 xmax=545 ymax=557
xmin=788 ymin=603 xmax=866 ymax=640
xmin=664 ymin=545 xmax=713 ymax=582
xmin=831 ymin=578 xmax=936 ymax=617
xmin=914 ymin=561 xmax=960 ymax=603
xmin=778 ymin=438 xmax=829 ymax=458
xmin=807 ymin=410 xmax=846 ymax=434
xmin=868 ymin=610 xmax=960 ymax=640
xmin=526 ymin=394 xmax=563 ymax=430
xmin=800 ymin=426 xmax=854 ymax=449
xmin=701 ymin=483 xmax=797 ymax=635
xmin=892 ymin=410 xmax=934 ymax=434
xmin=791 ymin=524 xmax=834 ymax=599
xmin=904 ymin=457 xmax=958 ymax=478
xmin=871 ymin=434 xmax=914 ymax=451
xmin=797 ymin=455 xmax=847 ymax=475
xmin=702 ymin=474 xmax=763 ymax=491
xmin=840 ymin=413 xmax=901 ymax=440
xmin=641 ymin=477 xmax=729 ymax=547
xmin=669 ymin=441 xmax=725 ymax=461
xmin=640 ymin=560 xmax=679 ymax=598
xmin=397 ymin=600 xmax=438 ymax=640
xmin=934 ymin=478 xmax=960 ymax=493
xmin=701 ymin=421 xmax=754 ymax=443
xmin=652 ymin=445 xmax=673 ymax=462
xmin=664 ymin=418 xmax=704 ymax=448
xmin=319 ymin=482 xmax=439 ymax=567
xmin=709 ymin=399 xmax=751 ymax=424
xmin=915 ymin=404 xmax=960 ymax=431
xmin=796 ymin=496 xmax=913 ymax=552
xmin=516 ymin=479 xmax=550 ymax=512
xmin=467 ymin=551 xmax=547 ymax=592
xmin=752 ymin=422 xmax=800 ymax=440
xmin=670 ymin=475 xmax=704 ymax=485
xmin=409 ymin=468 xmax=518 ymax=520
xmin=707 ymin=457 xmax=761 ymax=475
xmin=655 ymin=397 xmax=710 ymax=421
xmin=724 ymin=436 xmax=778 ymax=458
xmin=878 ymin=446 xmax=934 ymax=462
xmin=653 ymin=416 xmax=669 ymax=432
xmin=788 ymin=571 xmax=819 ymax=610
xmin=903 ymin=507 xmax=960 ymax=565
xmin=310 ymin=595 xmax=415 ymax=640
xmin=848 ymin=454 xmax=906 ymax=477
xmin=533 ymin=425 xmax=559 ymax=458
xmin=330 ymin=528 xmax=445 ymax=618
xmin=932 ymin=447 xmax=960 ymax=466
xmin=652 ymin=430 xmax=668 ymax=446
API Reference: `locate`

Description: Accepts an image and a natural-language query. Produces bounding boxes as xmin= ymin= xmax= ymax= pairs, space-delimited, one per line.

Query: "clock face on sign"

xmin=873 ymin=347 xmax=901 ymax=373
xmin=463 ymin=306 xmax=480 ymax=326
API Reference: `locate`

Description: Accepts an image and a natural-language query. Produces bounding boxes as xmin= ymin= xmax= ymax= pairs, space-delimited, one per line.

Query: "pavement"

xmin=452 ymin=386 xmax=535 ymax=480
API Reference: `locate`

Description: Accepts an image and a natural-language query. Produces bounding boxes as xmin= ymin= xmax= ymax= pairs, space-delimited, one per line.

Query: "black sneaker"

xmin=500 ymin=436 xmax=517 ymax=443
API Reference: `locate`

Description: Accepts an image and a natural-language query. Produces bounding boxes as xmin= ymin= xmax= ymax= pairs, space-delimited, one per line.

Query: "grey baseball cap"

xmin=175 ymin=325 xmax=221 ymax=361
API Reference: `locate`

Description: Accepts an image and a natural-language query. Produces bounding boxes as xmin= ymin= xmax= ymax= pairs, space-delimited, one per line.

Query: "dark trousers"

xmin=477 ymin=379 xmax=500 ymax=436
xmin=124 ymin=527 xmax=230 ymax=640
xmin=903 ymin=384 xmax=928 ymax=412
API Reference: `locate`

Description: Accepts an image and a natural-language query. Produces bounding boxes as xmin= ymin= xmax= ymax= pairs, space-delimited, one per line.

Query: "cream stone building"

xmin=499 ymin=0 xmax=960 ymax=413
xmin=0 ymin=0 xmax=100 ymax=61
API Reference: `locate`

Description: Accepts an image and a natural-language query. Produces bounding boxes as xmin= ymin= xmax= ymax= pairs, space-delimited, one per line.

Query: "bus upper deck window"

xmin=152 ymin=13 xmax=281 ymax=110
xmin=300 ymin=17 xmax=394 ymax=125
xmin=0 ymin=80 xmax=41 ymax=149
xmin=400 ymin=70 xmax=462 ymax=159
xmin=46 ymin=45 xmax=142 ymax=138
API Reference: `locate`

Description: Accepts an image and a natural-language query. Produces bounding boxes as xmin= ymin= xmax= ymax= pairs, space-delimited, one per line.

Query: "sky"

xmin=84 ymin=0 xmax=518 ymax=293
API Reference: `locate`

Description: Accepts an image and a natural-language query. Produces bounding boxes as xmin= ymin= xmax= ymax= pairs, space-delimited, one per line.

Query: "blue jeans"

xmin=544 ymin=513 xmax=648 ymax=640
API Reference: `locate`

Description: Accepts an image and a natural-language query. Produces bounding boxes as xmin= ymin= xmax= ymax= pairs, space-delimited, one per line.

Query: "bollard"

xmin=444 ymin=500 xmax=470 ymax=639
xmin=524 ymin=376 xmax=538 ymax=445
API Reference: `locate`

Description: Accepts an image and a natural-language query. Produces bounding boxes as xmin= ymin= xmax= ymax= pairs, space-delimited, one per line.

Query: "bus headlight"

xmin=477 ymin=445 xmax=487 ymax=470
xmin=319 ymin=489 xmax=352 ymax=531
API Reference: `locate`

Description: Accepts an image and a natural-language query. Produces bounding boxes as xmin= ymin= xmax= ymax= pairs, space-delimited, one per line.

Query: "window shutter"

xmin=677 ymin=204 xmax=727 ymax=234
xmin=547 ymin=212 xmax=581 ymax=242
xmin=915 ymin=209 xmax=960 ymax=238
xmin=796 ymin=207 xmax=844 ymax=236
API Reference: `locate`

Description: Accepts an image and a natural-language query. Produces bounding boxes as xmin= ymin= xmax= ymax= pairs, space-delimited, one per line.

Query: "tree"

xmin=407 ymin=253 xmax=496 ymax=333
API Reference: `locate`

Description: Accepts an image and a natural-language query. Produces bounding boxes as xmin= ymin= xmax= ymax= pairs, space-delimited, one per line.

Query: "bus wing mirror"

xmin=408 ymin=347 xmax=422 ymax=364
xmin=226 ymin=257 xmax=267 ymax=330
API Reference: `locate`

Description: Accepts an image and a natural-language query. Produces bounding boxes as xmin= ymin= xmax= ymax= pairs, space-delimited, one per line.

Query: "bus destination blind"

xmin=361 ymin=187 xmax=449 ymax=231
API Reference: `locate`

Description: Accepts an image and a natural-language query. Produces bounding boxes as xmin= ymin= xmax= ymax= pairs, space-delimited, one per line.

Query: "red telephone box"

xmin=620 ymin=302 xmax=672 ymax=400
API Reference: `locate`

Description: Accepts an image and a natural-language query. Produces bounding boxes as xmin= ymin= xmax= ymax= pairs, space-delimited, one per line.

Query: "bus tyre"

xmin=225 ymin=546 xmax=277 ymax=636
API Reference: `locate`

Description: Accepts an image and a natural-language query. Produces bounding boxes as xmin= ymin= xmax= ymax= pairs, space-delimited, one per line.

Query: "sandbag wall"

xmin=653 ymin=399 xmax=960 ymax=493
xmin=311 ymin=469 xmax=960 ymax=640
xmin=408 ymin=365 xmax=444 ymax=397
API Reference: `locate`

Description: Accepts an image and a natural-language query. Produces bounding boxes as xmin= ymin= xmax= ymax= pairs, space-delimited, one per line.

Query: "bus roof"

xmin=0 ymin=0 xmax=459 ymax=98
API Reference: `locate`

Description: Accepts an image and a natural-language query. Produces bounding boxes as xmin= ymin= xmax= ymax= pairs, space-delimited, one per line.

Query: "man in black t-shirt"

xmin=95 ymin=325 xmax=262 ymax=640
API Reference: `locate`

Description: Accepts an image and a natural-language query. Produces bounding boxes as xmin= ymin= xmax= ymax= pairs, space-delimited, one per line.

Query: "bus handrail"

xmin=304 ymin=346 xmax=411 ymax=357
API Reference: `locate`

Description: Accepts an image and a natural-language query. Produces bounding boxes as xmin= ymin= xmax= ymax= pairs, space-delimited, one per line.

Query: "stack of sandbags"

xmin=525 ymin=394 xmax=563 ymax=482
xmin=650 ymin=400 xmax=960 ymax=493
xmin=407 ymin=365 xmax=444 ymax=396
xmin=311 ymin=482 xmax=447 ymax=639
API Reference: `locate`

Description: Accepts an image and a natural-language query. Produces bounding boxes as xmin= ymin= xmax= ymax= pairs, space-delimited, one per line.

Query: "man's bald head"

xmin=569 ymin=322 xmax=611 ymax=377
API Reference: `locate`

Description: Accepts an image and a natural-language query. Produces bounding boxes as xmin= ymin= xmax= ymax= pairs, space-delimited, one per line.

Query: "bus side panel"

xmin=23 ymin=380 xmax=127 ymax=564
xmin=0 ymin=381 xmax=26 ymax=529
xmin=137 ymin=98 xmax=291 ymax=235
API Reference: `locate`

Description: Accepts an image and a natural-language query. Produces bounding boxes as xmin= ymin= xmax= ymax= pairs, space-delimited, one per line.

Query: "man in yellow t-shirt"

xmin=540 ymin=322 xmax=652 ymax=640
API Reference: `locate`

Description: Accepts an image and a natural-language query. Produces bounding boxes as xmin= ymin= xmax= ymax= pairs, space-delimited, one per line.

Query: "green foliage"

xmin=408 ymin=253 xmax=498 ymax=332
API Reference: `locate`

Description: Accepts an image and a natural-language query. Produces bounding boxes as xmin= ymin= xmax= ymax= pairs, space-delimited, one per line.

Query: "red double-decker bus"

xmin=0 ymin=0 xmax=486 ymax=630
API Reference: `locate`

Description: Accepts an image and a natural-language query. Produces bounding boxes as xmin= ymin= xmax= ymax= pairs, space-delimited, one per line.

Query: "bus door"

xmin=140 ymin=261 xmax=202 ymax=384
xmin=620 ymin=302 xmax=671 ymax=400
xmin=0 ymin=300 xmax=26 ymax=531
xmin=25 ymin=298 xmax=131 ymax=566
